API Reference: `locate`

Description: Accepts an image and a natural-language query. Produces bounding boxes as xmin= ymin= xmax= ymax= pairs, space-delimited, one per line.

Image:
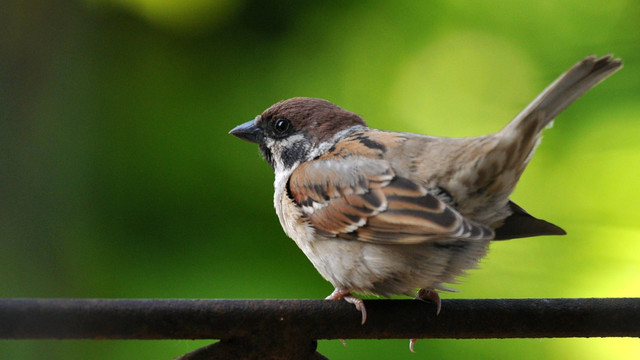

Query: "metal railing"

xmin=1 ymin=298 xmax=638 ymax=359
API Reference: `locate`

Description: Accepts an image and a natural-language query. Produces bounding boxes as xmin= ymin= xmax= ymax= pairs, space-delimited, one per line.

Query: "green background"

xmin=2 ymin=0 xmax=639 ymax=358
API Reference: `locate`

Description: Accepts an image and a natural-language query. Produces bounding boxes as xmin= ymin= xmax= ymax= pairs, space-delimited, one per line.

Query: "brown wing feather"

xmin=288 ymin=156 xmax=494 ymax=244
xmin=352 ymin=177 xmax=494 ymax=243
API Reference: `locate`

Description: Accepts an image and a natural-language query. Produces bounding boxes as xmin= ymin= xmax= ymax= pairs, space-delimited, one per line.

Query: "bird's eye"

xmin=274 ymin=118 xmax=291 ymax=135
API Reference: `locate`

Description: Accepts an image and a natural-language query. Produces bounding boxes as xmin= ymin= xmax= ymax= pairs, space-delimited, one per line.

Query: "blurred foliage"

xmin=86 ymin=0 xmax=241 ymax=32
xmin=1 ymin=0 xmax=639 ymax=359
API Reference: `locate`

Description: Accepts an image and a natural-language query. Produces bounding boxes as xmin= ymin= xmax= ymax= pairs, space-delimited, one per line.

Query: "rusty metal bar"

xmin=0 ymin=298 xmax=638 ymax=340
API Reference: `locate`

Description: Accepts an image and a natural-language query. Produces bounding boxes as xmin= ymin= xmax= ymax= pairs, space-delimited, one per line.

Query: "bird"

xmin=229 ymin=55 xmax=621 ymax=346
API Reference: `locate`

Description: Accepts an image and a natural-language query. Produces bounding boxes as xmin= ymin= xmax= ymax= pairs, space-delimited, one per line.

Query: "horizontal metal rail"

xmin=1 ymin=298 xmax=638 ymax=339
xmin=1 ymin=298 xmax=638 ymax=359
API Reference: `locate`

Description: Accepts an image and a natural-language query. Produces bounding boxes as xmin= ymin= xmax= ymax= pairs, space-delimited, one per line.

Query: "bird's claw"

xmin=326 ymin=289 xmax=367 ymax=324
xmin=416 ymin=288 xmax=441 ymax=315
xmin=409 ymin=338 xmax=417 ymax=353
xmin=410 ymin=288 xmax=442 ymax=351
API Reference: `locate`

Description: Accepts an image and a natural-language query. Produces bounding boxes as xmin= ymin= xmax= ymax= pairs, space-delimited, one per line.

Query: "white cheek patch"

xmin=278 ymin=133 xmax=307 ymax=148
xmin=268 ymin=125 xmax=368 ymax=174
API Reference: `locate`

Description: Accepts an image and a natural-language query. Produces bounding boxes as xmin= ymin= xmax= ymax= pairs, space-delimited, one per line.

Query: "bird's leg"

xmin=410 ymin=288 xmax=442 ymax=352
xmin=325 ymin=288 xmax=367 ymax=325
xmin=416 ymin=288 xmax=441 ymax=314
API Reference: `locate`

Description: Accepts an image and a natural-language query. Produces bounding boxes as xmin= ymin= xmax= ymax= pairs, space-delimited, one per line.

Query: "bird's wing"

xmin=288 ymin=156 xmax=494 ymax=244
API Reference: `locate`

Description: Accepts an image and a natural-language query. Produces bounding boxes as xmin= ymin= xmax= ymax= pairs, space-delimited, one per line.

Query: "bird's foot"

xmin=416 ymin=288 xmax=441 ymax=315
xmin=326 ymin=288 xmax=367 ymax=325
xmin=409 ymin=338 xmax=418 ymax=353
xmin=410 ymin=288 xmax=442 ymax=352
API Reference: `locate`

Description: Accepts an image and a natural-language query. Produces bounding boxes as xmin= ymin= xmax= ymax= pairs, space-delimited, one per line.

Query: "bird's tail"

xmin=501 ymin=55 xmax=622 ymax=140
xmin=463 ymin=55 xmax=621 ymax=223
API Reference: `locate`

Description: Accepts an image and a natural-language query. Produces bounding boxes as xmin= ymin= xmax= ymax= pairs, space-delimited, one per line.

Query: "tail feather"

xmin=458 ymin=55 xmax=621 ymax=225
xmin=503 ymin=55 xmax=622 ymax=136
xmin=497 ymin=55 xmax=622 ymax=179
xmin=493 ymin=201 xmax=566 ymax=240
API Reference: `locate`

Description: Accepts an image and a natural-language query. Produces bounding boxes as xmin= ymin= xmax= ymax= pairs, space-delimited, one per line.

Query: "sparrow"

xmin=229 ymin=55 xmax=621 ymax=339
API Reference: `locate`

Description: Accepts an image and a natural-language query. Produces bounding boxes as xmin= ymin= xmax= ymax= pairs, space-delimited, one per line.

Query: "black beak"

xmin=229 ymin=120 xmax=263 ymax=144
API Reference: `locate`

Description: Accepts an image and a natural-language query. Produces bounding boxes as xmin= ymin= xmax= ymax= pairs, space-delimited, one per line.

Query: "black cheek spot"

xmin=281 ymin=141 xmax=307 ymax=169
